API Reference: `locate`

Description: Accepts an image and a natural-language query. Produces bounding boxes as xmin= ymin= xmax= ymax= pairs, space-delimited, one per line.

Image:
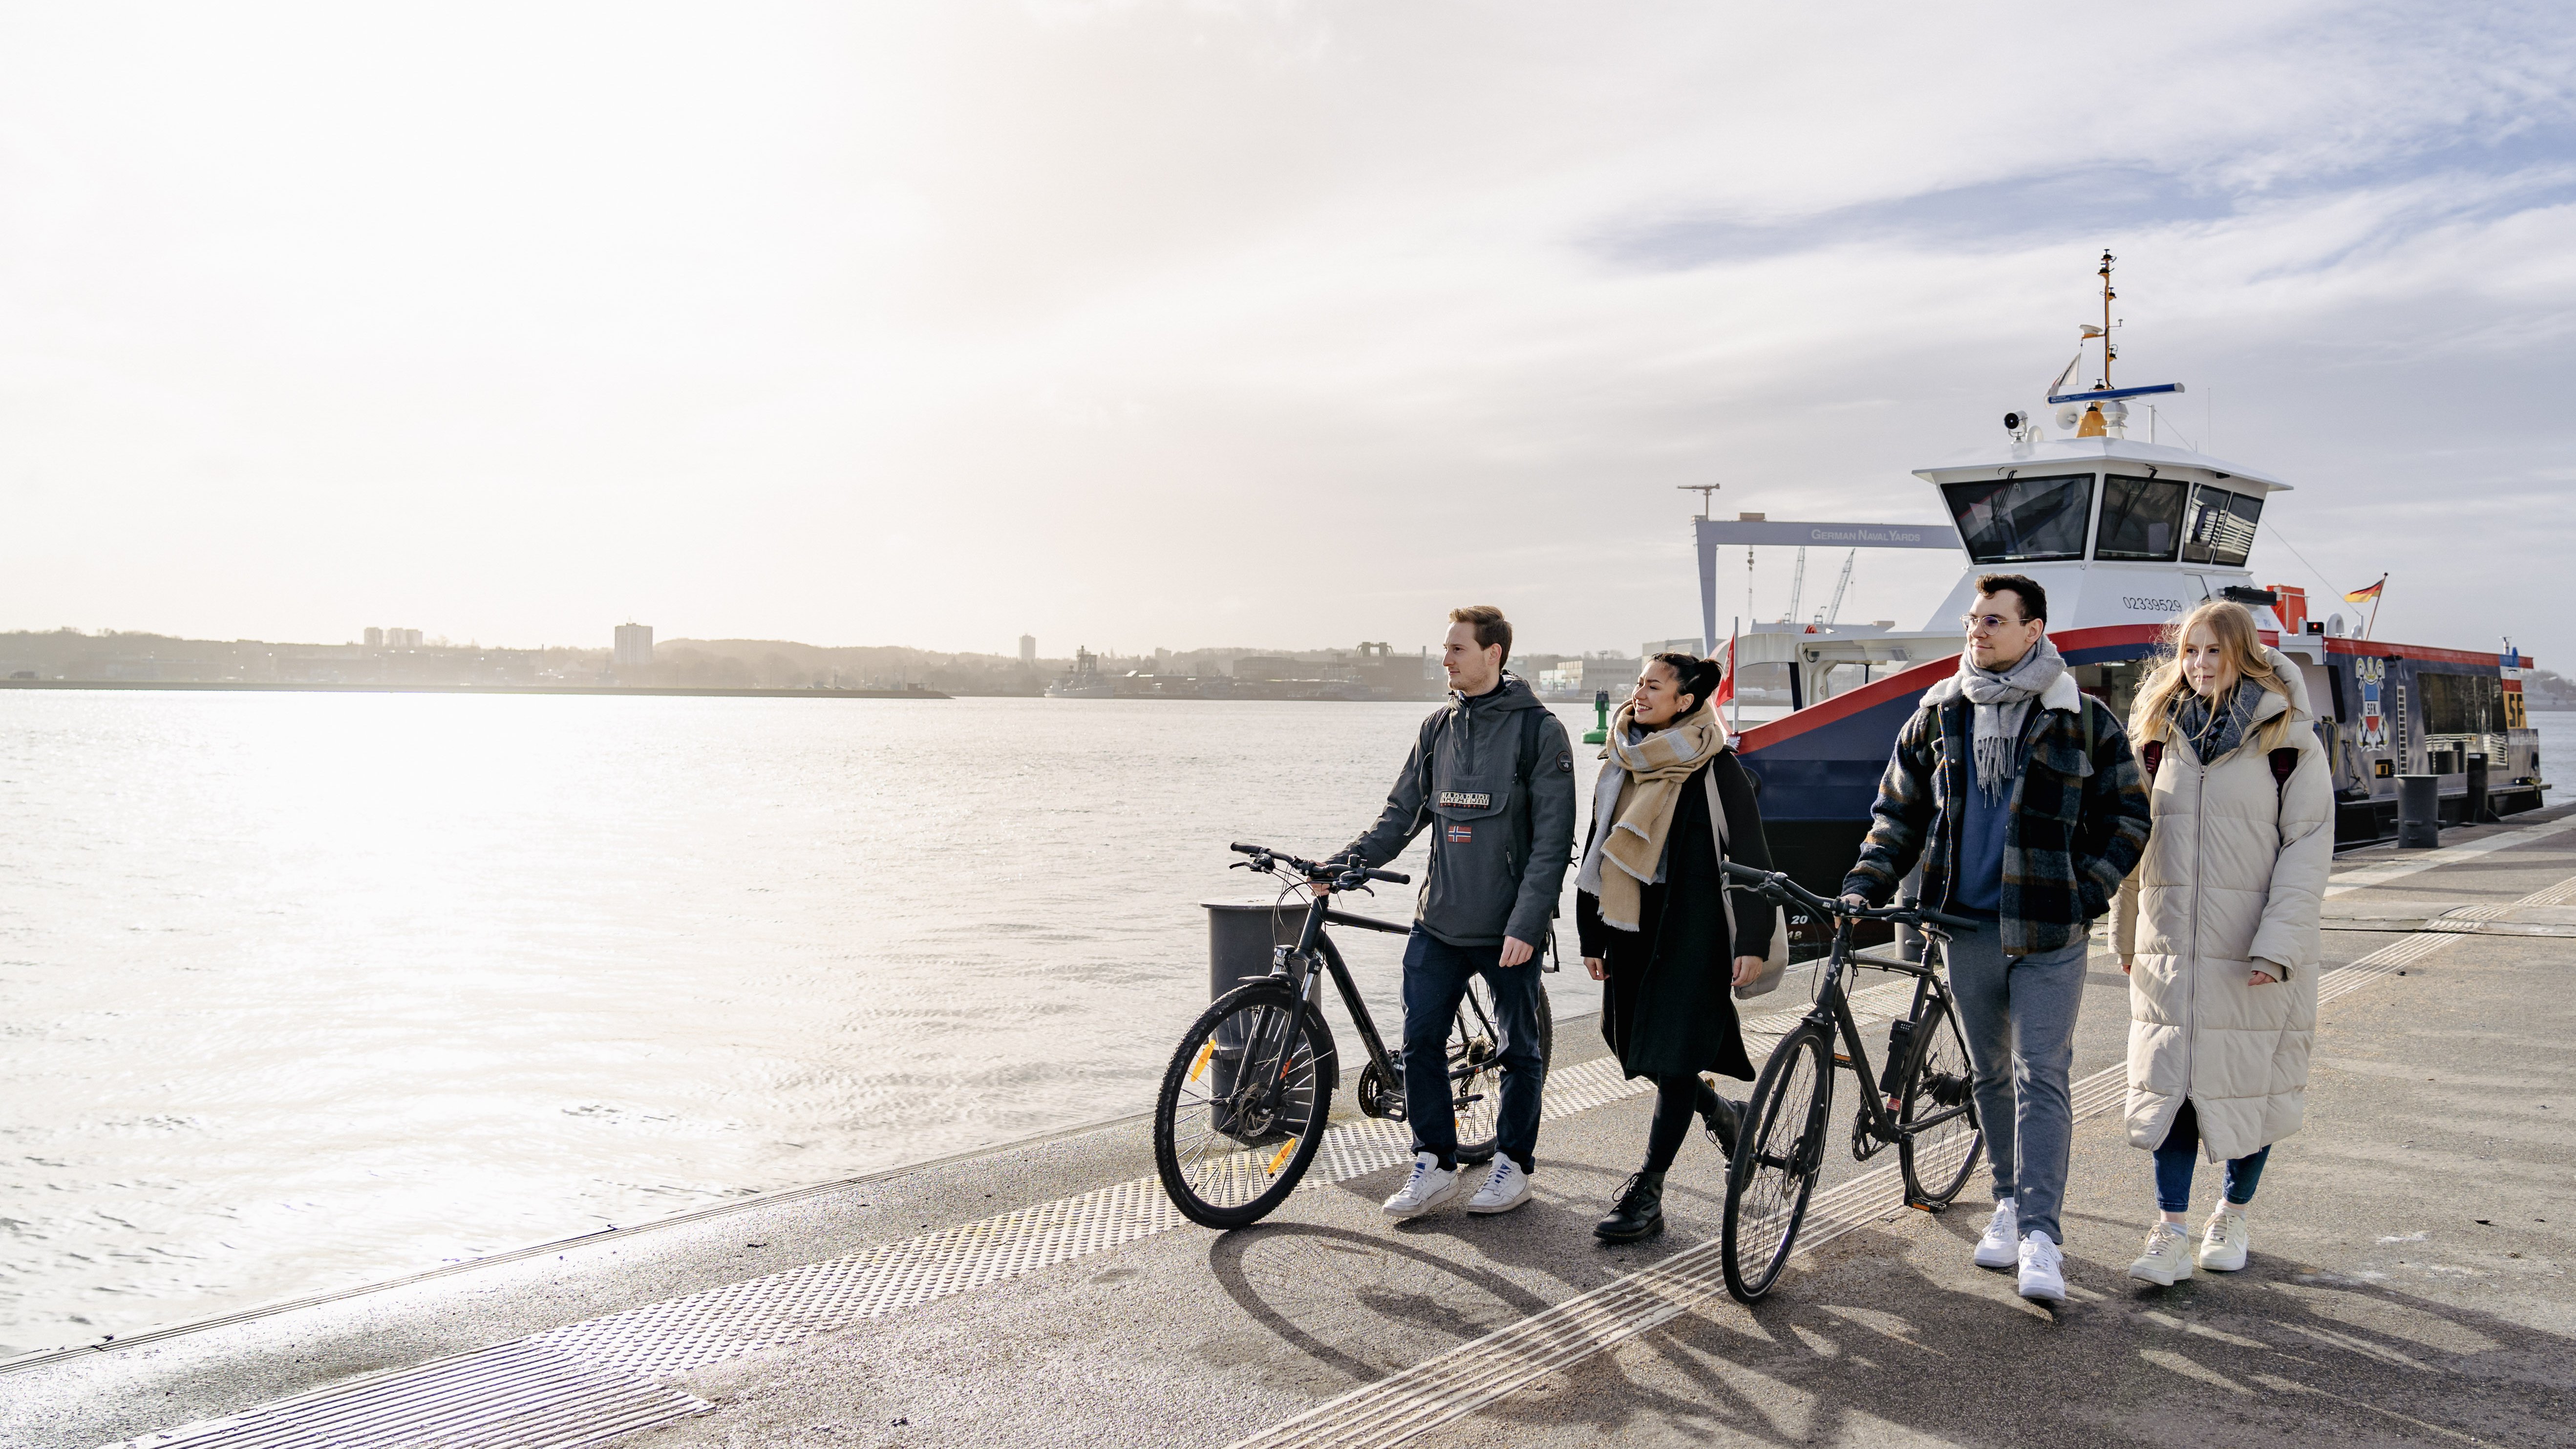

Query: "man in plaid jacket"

xmin=1840 ymin=573 xmax=2150 ymax=1304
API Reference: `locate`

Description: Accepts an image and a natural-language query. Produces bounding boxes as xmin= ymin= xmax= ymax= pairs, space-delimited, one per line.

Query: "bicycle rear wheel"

xmin=1722 ymin=1020 xmax=1832 ymax=1304
xmin=1896 ymin=986 xmax=1982 ymax=1208
xmin=1451 ymin=975 xmax=1554 ymax=1165
xmin=1152 ymin=981 xmax=1333 ymax=1229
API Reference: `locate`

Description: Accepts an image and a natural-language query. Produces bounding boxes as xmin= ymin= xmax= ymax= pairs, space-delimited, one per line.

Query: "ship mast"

xmin=2097 ymin=250 xmax=2116 ymax=389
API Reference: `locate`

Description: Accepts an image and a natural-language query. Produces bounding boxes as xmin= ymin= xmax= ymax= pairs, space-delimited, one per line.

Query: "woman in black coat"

xmin=1574 ymin=652 xmax=1776 ymax=1242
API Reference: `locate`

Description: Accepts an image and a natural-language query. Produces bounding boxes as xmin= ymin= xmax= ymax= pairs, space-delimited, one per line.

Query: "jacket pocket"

xmin=1425 ymin=777 xmax=1517 ymax=936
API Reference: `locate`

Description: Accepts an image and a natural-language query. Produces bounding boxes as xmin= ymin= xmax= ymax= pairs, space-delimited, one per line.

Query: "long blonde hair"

xmin=2129 ymin=600 xmax=2295 ymax=751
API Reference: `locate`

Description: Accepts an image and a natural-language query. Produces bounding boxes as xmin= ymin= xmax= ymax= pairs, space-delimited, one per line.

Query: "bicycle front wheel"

xmin=1152 ymin=981 xmax=1334 ymax=1229
xmin=1451 ymin=975 xmax=1553 ymax=1166
xmin=1896 ymin=986 xmax=1983 ymax=1208
xmin=1723 ymin=1020 xmax=1832 ymax=1304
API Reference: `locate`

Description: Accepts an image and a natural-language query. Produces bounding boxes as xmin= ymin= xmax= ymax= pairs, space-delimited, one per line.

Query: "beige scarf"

xmin=1593 ymin=700 xmax=1727 ymax=931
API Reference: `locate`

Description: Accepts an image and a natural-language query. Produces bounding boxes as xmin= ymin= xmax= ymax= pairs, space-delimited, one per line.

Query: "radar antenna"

xmin=1677 ymin=484 xmax=1719 ymax=519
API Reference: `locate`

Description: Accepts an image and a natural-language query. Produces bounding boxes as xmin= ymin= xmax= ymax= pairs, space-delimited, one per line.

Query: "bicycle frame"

xmin=1239 ymin=877 xmax=1508 ymax=1128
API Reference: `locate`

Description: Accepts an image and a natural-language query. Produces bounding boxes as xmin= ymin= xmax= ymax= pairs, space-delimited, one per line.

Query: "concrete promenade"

xmin=7 ymin=807 xmax=2572 ymax=1449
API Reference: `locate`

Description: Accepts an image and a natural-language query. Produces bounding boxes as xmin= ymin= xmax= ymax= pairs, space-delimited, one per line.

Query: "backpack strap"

xmin=2138 ymin=734 xmax=2297 ymax=800
xmin=2268 ymin=746 xmax=2299 ymax=799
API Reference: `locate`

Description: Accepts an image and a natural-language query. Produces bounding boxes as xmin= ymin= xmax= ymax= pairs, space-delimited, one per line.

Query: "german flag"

xmin=2344 ymin=575 xmax=2386 ymax=604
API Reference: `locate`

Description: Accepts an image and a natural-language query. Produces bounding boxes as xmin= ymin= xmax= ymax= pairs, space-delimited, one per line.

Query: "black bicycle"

xmin=1714 ymin=861 xmax=1986 ymax=1303
xmin=1150 ymin=842 xmax=1555 ymax=1229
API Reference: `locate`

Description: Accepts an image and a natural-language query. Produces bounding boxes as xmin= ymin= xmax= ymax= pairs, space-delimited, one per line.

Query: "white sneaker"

xmin=1382 ymin=1151 xmax=1462 ymax=1218
xmin=1465 ymin=1157 xmax=1533 ymax=1215
xmin=2198 ymin=1207 xmax=2251 ymax=1272
xmin=2127 ymin=1222 xmax=2196 ymax=1286
xmin=2018 ymin=1230 xmax=2067 ymax=1302
xmin=1973 ymin=1197 xmax=2020 ymax=1269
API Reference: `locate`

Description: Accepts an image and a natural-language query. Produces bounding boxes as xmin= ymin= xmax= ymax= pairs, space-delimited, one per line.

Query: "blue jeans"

xmin=1400 ymin=927 xmax=1546 ymax=1172
xmin=2153 ymin=1098 xmax=2271 ymax=1213
xmin=1944 ymin=932 xmax=2087 ymax=1246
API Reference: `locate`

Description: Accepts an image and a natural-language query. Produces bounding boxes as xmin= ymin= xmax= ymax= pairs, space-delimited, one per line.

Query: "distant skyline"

xmin=4 ymin=4 xmax=2571 ymax=666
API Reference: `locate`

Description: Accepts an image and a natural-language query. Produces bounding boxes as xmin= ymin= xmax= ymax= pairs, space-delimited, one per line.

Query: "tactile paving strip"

xmin=99 ymin=1341 xmax=707 ymax=1449
xmin=1226 ymin=926 xmax=2474 ymax=1449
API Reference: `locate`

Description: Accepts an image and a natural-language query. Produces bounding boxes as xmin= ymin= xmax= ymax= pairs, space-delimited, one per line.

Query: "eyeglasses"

xmin=1960 ymin=613 xmax=2026 ymax=632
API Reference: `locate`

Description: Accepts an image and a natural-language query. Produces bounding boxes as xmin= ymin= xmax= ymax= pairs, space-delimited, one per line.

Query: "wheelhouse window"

xmin=2180 ymin=484 xmax=2262 ymax=567
xmin=2096 ymin=475 xmax=2189 ymax=560
xmin=1940 ymin=473 xmax=2095 ymax=564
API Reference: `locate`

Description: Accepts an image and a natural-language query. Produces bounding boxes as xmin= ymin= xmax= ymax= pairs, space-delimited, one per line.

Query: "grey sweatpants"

xmin=1943 ymin=931 xmax=2088 ymax=1246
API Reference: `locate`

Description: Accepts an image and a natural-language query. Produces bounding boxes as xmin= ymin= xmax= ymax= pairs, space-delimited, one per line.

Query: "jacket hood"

xmin=2260 ymin=646 xmax=2314 ymax=724
xmin=1919 ymin=666 xmax=2084 ymax=714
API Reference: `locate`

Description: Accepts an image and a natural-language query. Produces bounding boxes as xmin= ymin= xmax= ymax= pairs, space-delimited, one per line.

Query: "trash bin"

xmin=2466 ymin=752 xmax=2490 ymax=825
xmin=2396 ymin=773 xmax=2441 ymax=849
xmin=1198 ymin=900 xmax=1301 ymax=1134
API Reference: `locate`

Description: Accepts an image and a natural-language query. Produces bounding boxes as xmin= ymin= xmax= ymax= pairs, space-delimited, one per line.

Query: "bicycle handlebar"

xmin=1717 ymin=860 xmax=1980 ymax=933
xmin=1229 ymin=842 xmax=1409 ymax=887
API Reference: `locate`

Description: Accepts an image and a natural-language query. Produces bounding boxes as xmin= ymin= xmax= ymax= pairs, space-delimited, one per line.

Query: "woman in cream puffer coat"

xmin=2113 ymin=603 xmax=2333 ymax=1284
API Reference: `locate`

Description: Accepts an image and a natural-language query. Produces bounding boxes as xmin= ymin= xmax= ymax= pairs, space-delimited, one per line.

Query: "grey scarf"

xmin=1956 ymin=635 xmax=2067 ymax=802
xmin=2172 ymin=677 xmax=2268 ymax=764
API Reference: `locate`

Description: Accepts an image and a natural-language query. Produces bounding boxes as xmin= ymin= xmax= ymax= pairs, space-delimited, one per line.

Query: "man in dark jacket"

xmin=1336 ymin=605 xmax=1575 ymax=1220
xmin=1840 ymin=574 xmax=2150 ymax=1304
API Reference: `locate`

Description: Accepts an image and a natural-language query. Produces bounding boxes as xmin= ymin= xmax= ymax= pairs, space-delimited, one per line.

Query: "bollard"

xmin=2395 ymin=773 xmax=2442 ymax=849
xmin=2466 ymin=752 xmax=2490 ymax=825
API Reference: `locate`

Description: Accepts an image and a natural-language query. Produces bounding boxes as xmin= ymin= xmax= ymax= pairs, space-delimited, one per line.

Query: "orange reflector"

xmin=1266 ymin=1138 xmax=1299 ymax=1175
xmin=1188 ymin=1042 xmax=1214 ymax=1083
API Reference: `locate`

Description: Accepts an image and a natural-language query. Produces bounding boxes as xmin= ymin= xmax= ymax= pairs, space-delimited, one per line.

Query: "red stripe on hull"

xmin=2324 ymin=637 xmax=2521 ymax=669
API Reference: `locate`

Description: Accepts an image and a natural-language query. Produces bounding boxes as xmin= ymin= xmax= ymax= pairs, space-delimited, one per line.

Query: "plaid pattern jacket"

xmin=1840 ymin=678 xmax=2151 ymax=957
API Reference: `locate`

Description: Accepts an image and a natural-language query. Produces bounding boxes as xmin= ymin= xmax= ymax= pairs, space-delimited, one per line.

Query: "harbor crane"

xmin=1818 ymin=549 xmax=1856 ymax=626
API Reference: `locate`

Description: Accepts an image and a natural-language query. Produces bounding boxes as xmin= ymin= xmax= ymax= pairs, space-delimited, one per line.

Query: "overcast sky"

xmin=3 ymin=2 xmax=2570 ymax=663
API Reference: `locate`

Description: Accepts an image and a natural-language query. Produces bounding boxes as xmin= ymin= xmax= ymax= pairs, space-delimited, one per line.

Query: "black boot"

xmin=1696 ymin=1080 xmax=1743 ymax=1159
xmin=1594 ymin=1171 xmax=1666 ymax=1242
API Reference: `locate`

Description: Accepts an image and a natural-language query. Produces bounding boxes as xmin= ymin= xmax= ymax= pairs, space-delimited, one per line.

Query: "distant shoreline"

xmin=0 ymin=680 xmax=952 ymax=701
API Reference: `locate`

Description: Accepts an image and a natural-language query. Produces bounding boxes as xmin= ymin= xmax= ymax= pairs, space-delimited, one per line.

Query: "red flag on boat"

xmin=1712 ymin=632 xmax=1736 ymax=709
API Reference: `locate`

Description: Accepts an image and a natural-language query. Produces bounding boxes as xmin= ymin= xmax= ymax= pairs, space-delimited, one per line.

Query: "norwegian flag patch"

xmin=1445 ymin=822 xmax=1474 ymax=844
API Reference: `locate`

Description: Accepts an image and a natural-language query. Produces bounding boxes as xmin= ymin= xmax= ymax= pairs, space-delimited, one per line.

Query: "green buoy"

xmin=1581 ymin=687 xmax=1610 ymax=745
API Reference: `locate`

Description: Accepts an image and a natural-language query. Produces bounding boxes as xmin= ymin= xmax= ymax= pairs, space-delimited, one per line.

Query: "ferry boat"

xmin=1732 ymin=260 xmax=2547 ymax=898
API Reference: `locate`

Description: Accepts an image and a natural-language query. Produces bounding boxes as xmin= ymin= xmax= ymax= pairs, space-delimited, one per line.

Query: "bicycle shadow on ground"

xmin=1434 ymin=1220 xmax=2576 ymax=1448
xmin=1200 ymin=1222 xmax=1563 ymax=1394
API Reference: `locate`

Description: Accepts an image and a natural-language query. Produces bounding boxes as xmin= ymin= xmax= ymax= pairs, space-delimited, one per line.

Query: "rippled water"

xmin=0 ymin=690 xmax=1616 ymax=1354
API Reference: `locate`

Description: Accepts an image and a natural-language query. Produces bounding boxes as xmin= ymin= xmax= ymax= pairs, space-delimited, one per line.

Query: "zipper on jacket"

xmin=2183 ymin=752 xmax=2204 ymax=1121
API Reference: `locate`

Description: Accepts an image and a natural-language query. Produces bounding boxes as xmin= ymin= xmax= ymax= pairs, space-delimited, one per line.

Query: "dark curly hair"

xmin=1647 ymin=650 xmax=1724 ymax=713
